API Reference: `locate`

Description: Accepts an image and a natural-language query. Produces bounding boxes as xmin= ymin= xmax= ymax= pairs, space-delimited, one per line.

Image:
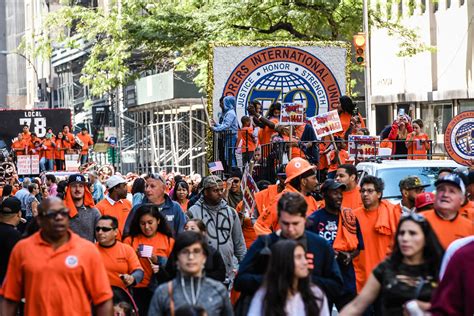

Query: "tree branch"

xmin=232 ymin=21 xmax=309 ymax=39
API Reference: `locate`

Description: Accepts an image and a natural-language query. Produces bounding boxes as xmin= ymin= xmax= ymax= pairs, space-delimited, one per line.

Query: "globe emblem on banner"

xmin=453 ymin=121 xmax=474 ymax=156
xmin=253 ymin=71 xmax=315 ymax=110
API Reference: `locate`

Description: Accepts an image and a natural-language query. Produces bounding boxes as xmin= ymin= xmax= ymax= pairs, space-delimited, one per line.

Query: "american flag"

xmin=139 ymin=245 xmax=153 ymax=258
xmin=208 ymin=161 xmax=224 ymax=173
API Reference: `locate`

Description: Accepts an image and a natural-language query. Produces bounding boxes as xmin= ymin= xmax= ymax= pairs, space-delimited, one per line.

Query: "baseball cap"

xmin=399 ymin=176 xmax=429 ymax=191
xmin=415 ymin=192 xmax=435 ymax=209
xmin=68 ymin=174 xmax=87 ymax=185
xmin=435 ymin=174 xmax=466 ymax=195
xmin=0 ymin=197 xmax=21 ymax=214
xmin=321 ymin=179 xmax=346 ymax=193
xmin=106 ymin=175 xmax=127 ymax=189
xmin=202 ymin=175 xmax=223 ymax=190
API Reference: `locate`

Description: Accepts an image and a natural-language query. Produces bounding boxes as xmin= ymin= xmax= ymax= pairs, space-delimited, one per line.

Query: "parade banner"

xmin=309 ymin=110 xmax=343 ymax=138
xmin=444 ymin=111 xmax=474 ymax=166
xmin=17 ymin=155 xmax=40 ymax=175
xmin=348 ymin=135 xmax=380 ymax=159
xmin=241 ymin=165 xmax=259 ymax=215
xmin=0 ymin=109 xmax=72 ymax=149
xmin=280 ymin=103 xmax=305 ymax=125
xmin=65 ymin=154 xmax=80 ymax=172
xmin=210 ymin=42 xmax=350 ymax=121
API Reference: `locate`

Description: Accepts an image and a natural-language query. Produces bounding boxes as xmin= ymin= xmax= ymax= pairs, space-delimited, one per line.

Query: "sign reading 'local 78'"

xmin=211 ymin=43 xmax=349 ymax=120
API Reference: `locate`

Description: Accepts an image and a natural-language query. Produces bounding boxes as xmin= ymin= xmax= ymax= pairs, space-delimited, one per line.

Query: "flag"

xmin=208 ymin=161 xmax=224 ymax=173
xmin=138 ymin=245 xmax=153 ymax=258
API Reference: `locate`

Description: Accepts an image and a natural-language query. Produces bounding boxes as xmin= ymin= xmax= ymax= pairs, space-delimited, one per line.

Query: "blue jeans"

xmin=224 ymin=133 xmax=237 ymax=168
xmin=80 ymin=154 xmax=89 ymax=165
xmin=40 ymin=158 xmax=54 ymax=172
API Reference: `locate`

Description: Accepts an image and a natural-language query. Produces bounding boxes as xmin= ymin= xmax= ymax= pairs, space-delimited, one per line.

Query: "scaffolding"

xmin=125 ymin=98 xmax=208 ymax=176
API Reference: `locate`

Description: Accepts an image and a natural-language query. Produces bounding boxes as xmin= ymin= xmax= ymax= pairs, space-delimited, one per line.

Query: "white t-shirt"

xmin=439 ymin=236 xmax=474 ymax=280
xmin=247 ymin=285 xmax=330 ymax=316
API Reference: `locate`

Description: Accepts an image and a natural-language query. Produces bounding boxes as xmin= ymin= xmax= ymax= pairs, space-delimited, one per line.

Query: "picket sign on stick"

xmin=280 ymin=103 xmax=305 ymax=161
xmin=309 ymin=110 xmax=344 ymax=166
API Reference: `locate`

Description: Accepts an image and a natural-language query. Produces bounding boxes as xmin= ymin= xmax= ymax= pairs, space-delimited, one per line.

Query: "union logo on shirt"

xmin=65 ymin=255 xmax=79 ymax=268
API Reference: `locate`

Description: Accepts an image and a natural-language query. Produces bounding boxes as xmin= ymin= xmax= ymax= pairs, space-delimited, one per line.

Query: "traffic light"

xmin=353 ymin=33 xmax=366 ymax=65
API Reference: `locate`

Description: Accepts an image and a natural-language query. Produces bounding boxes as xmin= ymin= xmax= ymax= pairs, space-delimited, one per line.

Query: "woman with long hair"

xmin=341 ymin=213 xmax=444 ymax=315
xmin=172 ymin=180 xmax=190 ymax=212
xmin=123 ymin=204 xmax=174 ymax=316
xmin=388 ymin=114 xmax=413 ymax=159
xmin=406 ymin=119 xmax=430 ymax=160
xmin=54 ymin=131 xmax=70 ymax=171
xmin=131 ymin=177 xmax=146 ymax=207
xmin=248 ymin=239 xmax=329 ymax=316
xmin=148 ymin=231 xmax=233 ymax=316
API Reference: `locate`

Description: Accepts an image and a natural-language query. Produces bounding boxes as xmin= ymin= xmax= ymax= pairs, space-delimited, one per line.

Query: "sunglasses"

xmin=232 ymin=179 xmax=240 ymax=184
xmin=147 ymin=173 xmax=165 ymax=184
xmin=95 ymin=226 xmax=115 ymax=232
xmin=401 ymin=213 xmax=426 ymax=223
xmin=40 ymin=208 xmax=69 ymax=219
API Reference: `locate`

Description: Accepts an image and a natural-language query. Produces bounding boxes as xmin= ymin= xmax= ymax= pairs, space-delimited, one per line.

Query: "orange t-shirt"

xmin=55 ymin=138 xmax=71 ymax=160
xmin=460 ymin=201 xmax=474 ymax=222
xmin=178 ymin=199 xmax=189 ymax=212
xmin=353 ymin=202 xmax=399 ymax=291
xmin=96 ymin=241 xmax=143 ymax=290
xmin=254 ymin=184 xmax=279 ymax=218
xmin=342 ymin=186 xmax=363 ymax=210
xmin=258 ymin=117 xmax=279 ymax=146
xmin=42 ymin=139 xmax=56 ymax=160
xmin=254 ymin=184 xmax=324 ymax=236
xmin=2 ymin=231 xmax=113 ymax=315
xmin=123 ymin=233 xmax=174 ymax=288
xmin=406 ymin=133 xmax=430 ymax=160
xmin=22 ymin=131 xmax=31 ymax=144
xmin=96 ymin=198 xmax=132 ymax=239
xmin=11 ymin=139 xmax=27 ymax=156
xmin=318 ymin=142 xmax=330 ymax=170
xmin=235 ymin=201 xmax=258 ymax=249
xmin=423 ymin=210 xmax=474 ymax=249
xmin=77 ymin=133 xmax=94 ymax=154
xmin=328 ymin=149 xmax=349 ymax=173
xmin=238 ymin=127 xmax=257 ymax=153
xmin=336 ymin=112 xmax=366 ymax=138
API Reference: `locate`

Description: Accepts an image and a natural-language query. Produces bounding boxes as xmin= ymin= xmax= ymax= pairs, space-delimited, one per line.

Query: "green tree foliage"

xmin=25 ymin=0 xmax=429 ymax=97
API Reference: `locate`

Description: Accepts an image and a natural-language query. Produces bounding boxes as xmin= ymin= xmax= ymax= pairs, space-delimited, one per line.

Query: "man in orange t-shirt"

xmin=76 ymin=127 xmax=94 ymax=165
xmin=254 ymin=157 xmax=323 ymax=235
xmin=95 ymin=215 xmax=143 ymax=290
xmin=11 ymin=133 xmax=27 ymax=157
xmin=335 ymin=164 xmax=363 ymax=210
xmin=21 ymin=124 xmax=31 ymax=144
xmin=353 ymin=176 xmax=400 ymax=292
xmin=2 ymin=197 xmax=113 ymax=316
xmin=423 ymin=174 xmax=474 ymax=249
xmin=95 ymin=175 xmax=132 ymax=239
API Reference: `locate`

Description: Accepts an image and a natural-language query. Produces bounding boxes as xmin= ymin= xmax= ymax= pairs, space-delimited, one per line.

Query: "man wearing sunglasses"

xmin=123 ymin=173 xmax=185 ymax=238
xmin=224 ymin=168 xmax=243 ymax=209
xmin=2 ymin=197 xmax=113 ymax=315
xmin=95 ymin=215 xmax=143 ymax=291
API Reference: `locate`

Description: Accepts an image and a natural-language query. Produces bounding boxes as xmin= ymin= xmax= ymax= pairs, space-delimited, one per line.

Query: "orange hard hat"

xmin=285 ymin=157 xmax=316 ymax=183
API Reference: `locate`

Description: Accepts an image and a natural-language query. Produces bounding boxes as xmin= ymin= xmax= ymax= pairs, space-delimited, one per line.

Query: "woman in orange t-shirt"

xmin=171 ymin=181 xmax=189 ymax=212
xmin=257 ymin=103 xmax=281 ymax=147
xmin=123 ymin=204 xmax=174 ymax=315
xmin=54 ymin=131 xmax=70 ymax=171
xmin=406 ymin=119 xmax=430 ymax=160
xmin=40 ymin=129 xmax=56 ymax=172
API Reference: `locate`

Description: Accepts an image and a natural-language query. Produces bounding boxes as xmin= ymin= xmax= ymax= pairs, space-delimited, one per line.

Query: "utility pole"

xmin=363 ymin=0 xmax=374 ymax=135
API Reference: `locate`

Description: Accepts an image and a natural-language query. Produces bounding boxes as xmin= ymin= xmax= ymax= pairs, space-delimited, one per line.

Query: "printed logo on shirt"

xmin=318 ymin=220 xmax=338 ymax=241
xmin=65 ymin=255 xmax=79 ymax=268
xmin=166 ymin=215 xmax=175 ymax=222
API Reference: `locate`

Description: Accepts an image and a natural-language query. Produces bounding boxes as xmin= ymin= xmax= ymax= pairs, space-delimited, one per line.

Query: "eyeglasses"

xmin=40 ymin=208 xmax=69 ymax=219
xmin=179 ymin=248 xmax=203 ymax=258
xmin=361 ymin=188 xmax=377 ymax=194
xmin=147 ymin=173 xmax=165 ymax=184
xmin=401 ymin=213 xmax=426 ymax=223
xmin=95 ymin=226 xmax=115 ymax=232
xmin=232 ymin=179 xmax=240 ymax=184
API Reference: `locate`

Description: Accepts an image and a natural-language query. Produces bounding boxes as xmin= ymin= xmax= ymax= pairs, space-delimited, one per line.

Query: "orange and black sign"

xmin=444 ymin=111 xmax=474 ymax=165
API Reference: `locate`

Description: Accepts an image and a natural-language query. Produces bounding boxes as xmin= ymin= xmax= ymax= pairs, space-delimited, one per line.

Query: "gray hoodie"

xmin=187 ymin=197 xmax=246 ymax=278
xmin=148 ymin=275 xmax=233 ymax=316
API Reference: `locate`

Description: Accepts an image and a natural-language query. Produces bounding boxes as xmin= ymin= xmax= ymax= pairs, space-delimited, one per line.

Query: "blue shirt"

xmin=307 ymin=208 xmax=364 ymax=294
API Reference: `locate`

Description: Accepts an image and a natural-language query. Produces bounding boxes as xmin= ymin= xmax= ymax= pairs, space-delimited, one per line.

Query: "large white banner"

xmin=17 ymin=155 xmax=40 ymax=175
xmin=211 ymin=43 xmax=349 ymax=121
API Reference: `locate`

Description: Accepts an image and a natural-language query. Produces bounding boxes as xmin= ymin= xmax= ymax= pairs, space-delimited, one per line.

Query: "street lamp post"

xmin=0 ymin=50 xmax=40 ymax=102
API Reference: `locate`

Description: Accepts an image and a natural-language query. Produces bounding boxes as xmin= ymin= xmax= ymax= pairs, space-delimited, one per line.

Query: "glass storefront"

xmin=420 ymin=103 xmax=453 ymax=154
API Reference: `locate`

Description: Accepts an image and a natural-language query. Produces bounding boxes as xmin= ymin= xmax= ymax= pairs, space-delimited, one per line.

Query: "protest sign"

xmin=348 ymin=135 xmax=380 ymax=159
xmin=309 ymin=110 xmax=343 ymax=138
xmin=280 ymin=103 xmax=305 ymax=125
xmin=241 ymin=165 xmax=259 ymax=216
xmin=17 ymin=155 xmax=40 ymax=175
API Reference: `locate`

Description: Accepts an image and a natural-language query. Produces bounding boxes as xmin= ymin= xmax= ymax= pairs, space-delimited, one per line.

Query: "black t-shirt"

xmin=0 ymin=222 xmax=21 ymax=283
xmin=373 ymin=259 xmax=438 ymax=315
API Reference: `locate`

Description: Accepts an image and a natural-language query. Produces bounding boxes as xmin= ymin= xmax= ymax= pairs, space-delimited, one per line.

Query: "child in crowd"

xmin=238 ymin=116 xmax=257 ymax=165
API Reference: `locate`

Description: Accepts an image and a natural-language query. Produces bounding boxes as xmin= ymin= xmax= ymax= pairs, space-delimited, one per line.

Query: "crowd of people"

xmin=0 ymin=94 xmax=472 ymax=316
xmin=10 ymin=124 xmax=94 ymax=172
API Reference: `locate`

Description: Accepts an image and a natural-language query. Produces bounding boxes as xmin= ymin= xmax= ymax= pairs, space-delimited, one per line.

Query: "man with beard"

xmin=224 ymin=168 xmax=243 ymax=209
xmin=335 ymin=164 xmax=363 ymax=210
xmin=307 ymin=179 xmax=363 ymax=309
xmin=393 ymin=176 xmax=429 ymax=215
xmin=64 ymin=174 xmax=101 ymax=242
